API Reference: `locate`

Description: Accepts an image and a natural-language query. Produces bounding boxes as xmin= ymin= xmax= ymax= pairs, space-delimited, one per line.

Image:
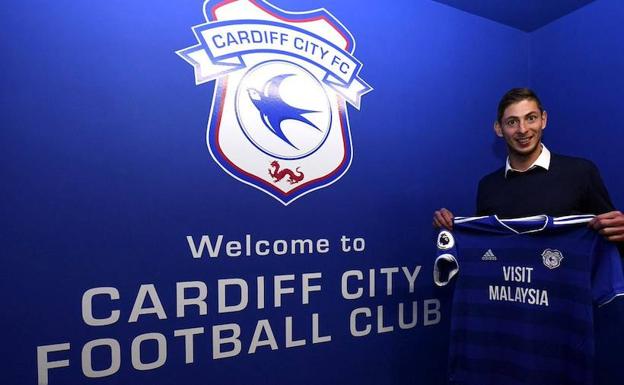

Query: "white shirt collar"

xmin=504 ymin=144 xmax=551 ymax=178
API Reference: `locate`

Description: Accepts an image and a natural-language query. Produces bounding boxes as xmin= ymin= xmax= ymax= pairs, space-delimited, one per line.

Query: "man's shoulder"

xmin=478 ymin=167 xmax=505 ymax=186
xmin=550 ymin=153 xmax=598 ymax=172
xmin=477 ymin=153 xmax=599 ymax=187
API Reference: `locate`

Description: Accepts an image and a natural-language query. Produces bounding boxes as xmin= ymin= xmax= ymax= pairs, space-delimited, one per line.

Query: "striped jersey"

xmin=434 ymin=215 xmax=624 ymax=385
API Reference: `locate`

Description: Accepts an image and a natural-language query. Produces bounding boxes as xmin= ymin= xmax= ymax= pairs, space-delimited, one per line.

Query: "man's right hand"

xmin=433 ymin=208 xmax=454 ymax=230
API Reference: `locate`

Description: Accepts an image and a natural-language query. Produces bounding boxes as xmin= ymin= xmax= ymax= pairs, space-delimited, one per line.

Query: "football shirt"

xmin=435 ymin=215 xmax=624 ymax=385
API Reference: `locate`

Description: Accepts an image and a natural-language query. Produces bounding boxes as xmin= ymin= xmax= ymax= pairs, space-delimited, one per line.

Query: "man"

xmin=432 ymin=88 xmax=624 ymax=385
xmin=433 ymin=87 xmax=624 ymax=244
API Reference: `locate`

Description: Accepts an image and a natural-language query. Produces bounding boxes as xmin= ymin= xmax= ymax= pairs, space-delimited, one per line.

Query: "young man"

xmin=433 ymin=88 xmax=624 ymax=244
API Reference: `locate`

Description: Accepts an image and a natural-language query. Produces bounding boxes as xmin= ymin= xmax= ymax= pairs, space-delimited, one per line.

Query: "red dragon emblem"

xmin=269 ymin=160 xmax=304 ymax=184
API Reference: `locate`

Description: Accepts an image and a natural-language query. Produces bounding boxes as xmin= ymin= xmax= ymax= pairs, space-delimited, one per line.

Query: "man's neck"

xmin=508 ymin=145 xmax=543 ymax=171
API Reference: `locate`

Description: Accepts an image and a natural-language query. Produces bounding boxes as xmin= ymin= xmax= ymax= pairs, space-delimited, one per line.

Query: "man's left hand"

xmin=588 ymin=211 xmax=624 ymax=242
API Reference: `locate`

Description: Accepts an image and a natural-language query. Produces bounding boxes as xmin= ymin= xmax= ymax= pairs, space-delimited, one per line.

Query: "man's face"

xmin=494 ymin=99 xmax=547 ymax=158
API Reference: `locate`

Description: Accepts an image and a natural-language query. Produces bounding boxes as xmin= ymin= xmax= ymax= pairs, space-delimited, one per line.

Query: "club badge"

xmin=177 ymin=0 xmax=371 ymax=205
xmin=542 ymin=248 xmax=563 ymax=269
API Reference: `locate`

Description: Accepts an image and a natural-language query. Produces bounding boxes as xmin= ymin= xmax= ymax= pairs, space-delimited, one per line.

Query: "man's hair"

xmin=497 ymin=88 xmax=544 ymax=123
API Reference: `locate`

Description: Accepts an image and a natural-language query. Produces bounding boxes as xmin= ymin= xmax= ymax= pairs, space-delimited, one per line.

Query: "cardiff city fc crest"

xmin=177 ymin=0 xmax=371 ymax=205
xmin=542 ymin=248 xmax=563 ymax=269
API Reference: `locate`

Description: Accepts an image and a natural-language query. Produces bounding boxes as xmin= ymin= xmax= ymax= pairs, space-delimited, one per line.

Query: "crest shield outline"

xmin=177 ymin=0 xmax=371 ymax=205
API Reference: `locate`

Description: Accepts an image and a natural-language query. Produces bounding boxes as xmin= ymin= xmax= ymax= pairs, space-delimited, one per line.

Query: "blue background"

xmin=1 ymin=0 xmax=622 ymax=384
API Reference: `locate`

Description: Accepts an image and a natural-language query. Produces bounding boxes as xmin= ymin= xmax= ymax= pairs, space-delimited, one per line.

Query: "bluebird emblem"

xmin=247 ymin=74 xmax=320 ymax=149
xmin=542 ymin=249 xmax=563 ymax=269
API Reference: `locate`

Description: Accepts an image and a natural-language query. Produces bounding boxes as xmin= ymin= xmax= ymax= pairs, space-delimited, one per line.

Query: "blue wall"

xmin=2 ymin=1 xmax=528 ymax=384
xmin=529 ymin=0 xmax=623 ymax=205
xmin=530 ymin=1 xmax=624 ymax=384
xmin=6 ymin=0 xmax=622 ymax=384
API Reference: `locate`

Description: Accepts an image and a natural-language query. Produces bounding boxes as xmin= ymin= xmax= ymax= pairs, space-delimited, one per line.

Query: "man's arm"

xmin=583 ymin=161 xmax=624 ymax=244
xmin=583 ymin=161 xmax=617 ymax=215
xmin=475 ymin=178 xmax=486 ymax=216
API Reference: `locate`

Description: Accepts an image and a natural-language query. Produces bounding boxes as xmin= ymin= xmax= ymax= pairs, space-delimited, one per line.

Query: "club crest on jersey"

xmin=542 ymin=248 xmax=563 ymax=269
xmin=177 ymin=0 xmax=371 ymax=205
xmin=437 ymin=230 xmax=455 ymax=250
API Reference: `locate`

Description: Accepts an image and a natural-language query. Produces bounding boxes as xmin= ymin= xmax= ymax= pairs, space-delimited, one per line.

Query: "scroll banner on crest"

xmin=180 ymin=20 xmax=369 ymax=108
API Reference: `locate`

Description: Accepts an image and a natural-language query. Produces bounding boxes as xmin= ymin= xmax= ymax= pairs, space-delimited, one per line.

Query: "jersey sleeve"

xmin=434 ymin=229 xmax=459 ymax=286
xmin=590 ymin=235 xmax=624 ymax=306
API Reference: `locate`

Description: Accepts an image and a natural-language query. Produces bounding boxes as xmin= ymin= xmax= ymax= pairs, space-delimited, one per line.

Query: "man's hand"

xmin=588 ymin=210 xmax=624 ymax=242
xmin=433 ymin=208 xmax=454 ymax=230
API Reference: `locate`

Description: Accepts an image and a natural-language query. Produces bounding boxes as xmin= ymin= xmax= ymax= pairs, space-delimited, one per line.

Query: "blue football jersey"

xmin=435 ymin=215 xmax=624 ymax=385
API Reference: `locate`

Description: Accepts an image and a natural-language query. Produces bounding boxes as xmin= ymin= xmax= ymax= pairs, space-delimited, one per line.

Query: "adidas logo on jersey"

xmin=482 ymin=249 xmax=497 ymax=261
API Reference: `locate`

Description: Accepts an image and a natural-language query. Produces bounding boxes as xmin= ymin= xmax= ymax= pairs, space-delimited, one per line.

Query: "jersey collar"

xmin=493 ymin=215 xmax=550 ymax=234
xmin=504 ymin=144 xmax=551 ymax=178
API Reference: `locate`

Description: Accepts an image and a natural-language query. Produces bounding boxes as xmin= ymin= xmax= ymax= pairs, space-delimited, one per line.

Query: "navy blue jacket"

xmin=477 ymin=153 xmax=622 ymax=256
xmin=477 ymin=153 xmax=615 ymax=218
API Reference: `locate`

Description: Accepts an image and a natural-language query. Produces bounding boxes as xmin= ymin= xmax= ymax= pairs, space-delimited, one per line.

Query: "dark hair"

xmin=497 ymin=88 xmax=544 ymax=123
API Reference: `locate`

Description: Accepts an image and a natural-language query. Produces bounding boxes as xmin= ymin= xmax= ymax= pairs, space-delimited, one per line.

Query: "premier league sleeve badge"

xmin=437 ymin=230 xmax=455 ymax=250
xmin=177 ymin=0 xmax=372 ymax=205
